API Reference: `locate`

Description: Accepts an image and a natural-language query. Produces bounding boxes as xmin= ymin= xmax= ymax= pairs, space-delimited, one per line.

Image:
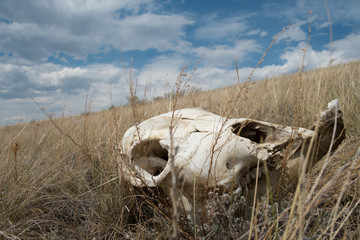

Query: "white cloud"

xmin=0 ymin=61 xmax=128 ymax=119
xmin=236 ymin=32 xmax=360 ymax=80
xmin=315 ymin=21 xmax=330 ymax=29
xmin=0 ymin=60 xmax=127 ymax=110
xmin=277 ymin=20 xmax=307 ymax=43
xmin=0 ymin=0 xmax=153 ymax=25
xmin=0 ymin=62 xmax=125 ymax=97
xmin=194 ymin=17 xmax=247 ymax=40
xmin=0 ymin=21 xmax=93 ymax=61
xmin=246 ymin=29 xmax=267 ymax=37
xmin=112 ymin=13 xmax=194 ymax=52
xmin=135 ymin=54 xmax=190 ymax=97
xmin=193 ymin=67 xmax=237 ymax=89
xmin=195 ymin=39 xmax=261 ymax=67
xmin=0 ymin=1 xmax=193 ymax=61
xmin=331 ymin=33 xmax=360 ymax=63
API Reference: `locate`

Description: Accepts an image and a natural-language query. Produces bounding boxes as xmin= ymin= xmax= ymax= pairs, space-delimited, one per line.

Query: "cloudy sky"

xmin=1 ymin=0 xmax=359 ymax=126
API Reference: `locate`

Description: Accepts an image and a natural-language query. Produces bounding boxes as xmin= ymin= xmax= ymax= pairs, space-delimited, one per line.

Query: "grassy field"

xmin=0 ymin=59 xmax=359 ymax=239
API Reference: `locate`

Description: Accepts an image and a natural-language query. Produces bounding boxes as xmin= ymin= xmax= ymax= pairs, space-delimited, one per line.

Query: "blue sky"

xmin=0 ymin=0 xmax=359 ymax=126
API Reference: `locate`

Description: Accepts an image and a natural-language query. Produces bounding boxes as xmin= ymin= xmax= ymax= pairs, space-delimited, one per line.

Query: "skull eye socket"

xmin=131 ymin=140 xmax=169 ymax=176
xmin=132 ymin=140 xmax=169 ymax=160
xmin=232 ymin=122 xmax=290 ymax=144
xmin=232 ymin=122 xmax=267 ymax=143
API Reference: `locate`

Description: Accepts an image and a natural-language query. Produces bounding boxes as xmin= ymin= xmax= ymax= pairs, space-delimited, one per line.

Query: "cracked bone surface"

xmin=119 ymin=100 xmax=345 ymax=214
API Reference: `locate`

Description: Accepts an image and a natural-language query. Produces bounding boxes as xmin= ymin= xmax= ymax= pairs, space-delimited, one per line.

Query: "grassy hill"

xmin=0 ymin=60 xmax=359 ymax=239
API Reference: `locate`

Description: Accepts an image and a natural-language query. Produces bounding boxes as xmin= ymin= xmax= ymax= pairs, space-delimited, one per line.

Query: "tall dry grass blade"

xmin=324 ymin=0 xmax=334 ymax=66
xmin=0 ymin=231 xmax=21 ymax=240
xmin=328 ymin=147 xmax=359 ymax=237
xmin=248 ymin=158 xmax=261 ymax=240
xmin=282 ymin=12 xmax=314 ymax=239
xmin=168 ymin=66 xmax=191 ymax=239
xmin=306 ymin=101 xmax=339 ymax=203
xmin=0 ymin=114 xmax=33 ymax=159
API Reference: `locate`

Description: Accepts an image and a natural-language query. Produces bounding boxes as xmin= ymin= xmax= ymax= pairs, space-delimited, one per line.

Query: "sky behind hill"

xmin=0 ymin=0 xmax=359 ymax=125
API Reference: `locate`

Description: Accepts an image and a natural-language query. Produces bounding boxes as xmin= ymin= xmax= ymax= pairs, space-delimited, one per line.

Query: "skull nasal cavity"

xmin=232 ymin=122 xmax=268 ymax=143
xmin=132 ymin=140 xmax=169 ymax=161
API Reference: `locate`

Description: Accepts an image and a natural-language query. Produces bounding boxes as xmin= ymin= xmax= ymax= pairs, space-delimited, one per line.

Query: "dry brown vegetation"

xmin=0 ymin=59 xmax=359 ymax=239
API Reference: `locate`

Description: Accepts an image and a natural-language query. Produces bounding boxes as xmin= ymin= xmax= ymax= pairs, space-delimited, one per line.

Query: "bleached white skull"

xmin=119 ymin=100 xmax=344 ymax=214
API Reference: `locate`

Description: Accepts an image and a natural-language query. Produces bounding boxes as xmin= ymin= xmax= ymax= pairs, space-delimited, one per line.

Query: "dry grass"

xmin=0 ymin=58 xmax=359 ymax=239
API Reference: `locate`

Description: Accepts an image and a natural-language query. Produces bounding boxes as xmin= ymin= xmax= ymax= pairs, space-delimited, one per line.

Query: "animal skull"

xmin=119 ymin=100 xmax=345 ymax=215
